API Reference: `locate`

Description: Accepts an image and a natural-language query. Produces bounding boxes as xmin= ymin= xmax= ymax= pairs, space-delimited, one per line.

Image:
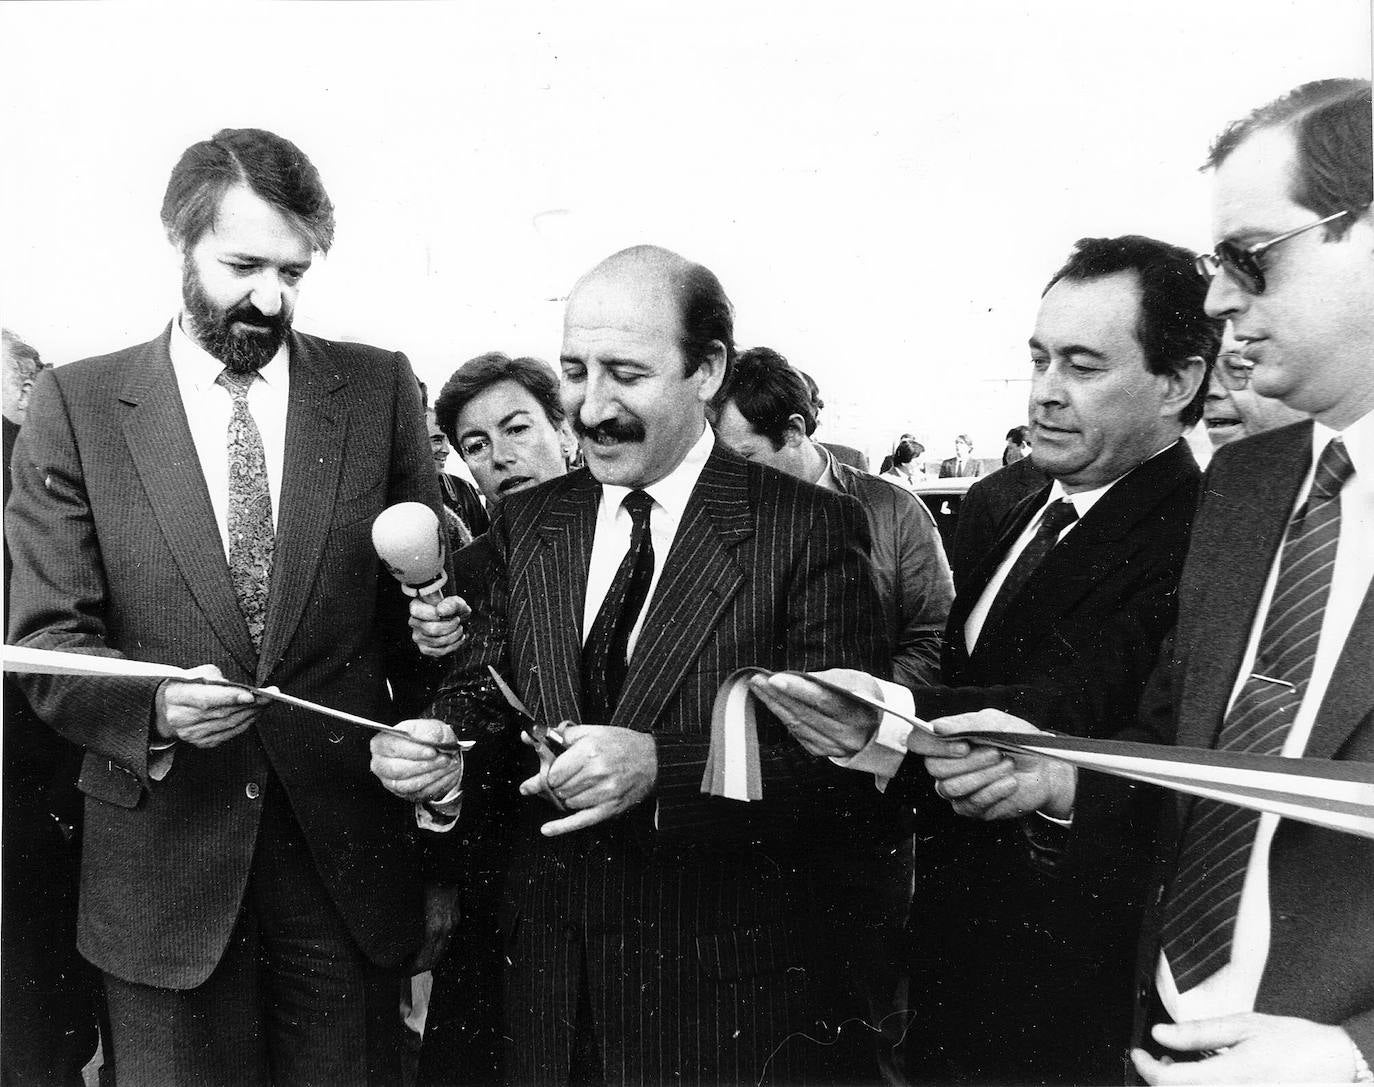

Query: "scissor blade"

xmin=488 ymin=666 xmax=535 ymax=720
xmin=487 ymin=666 xmax=569 ymax=756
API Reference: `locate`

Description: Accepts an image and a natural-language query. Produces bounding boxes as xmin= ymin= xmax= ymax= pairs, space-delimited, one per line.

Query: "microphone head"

xmin=372 ymin=502 xmax=448 ymax=595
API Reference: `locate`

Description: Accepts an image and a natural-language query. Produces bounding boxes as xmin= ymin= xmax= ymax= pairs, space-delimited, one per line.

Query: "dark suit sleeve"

xmin=6 ymin=369 xmax=163 ymax=786
xmin=949 ymin=480 xmax=996 ymax=591
xmin=892 ymin=521 xmax=1187 ymax=808
xmin=377 ymin=352 xmax=448 ymax=719
xmin=653 ymin=491 xmax=889 ymax=840
xmin=890 ymin=490 xmax=953 ymax=688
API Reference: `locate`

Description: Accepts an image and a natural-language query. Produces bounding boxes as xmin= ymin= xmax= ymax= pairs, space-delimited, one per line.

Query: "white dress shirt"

xmin=421 ymin=426 xmax=715 ymax=832
xmin=581 ymin=424 xmax=714 ymax=655
xmin=1159 ymin=411 xmax=1374 ymax=1021
xmin=837 ymin=441 xmax=1180 ymax=788
xmin=168 ymin=316 xmax=290 ymax=556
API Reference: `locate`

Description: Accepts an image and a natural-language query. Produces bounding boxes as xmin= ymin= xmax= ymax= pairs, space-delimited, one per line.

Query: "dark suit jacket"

xmin=5 ymin=326 xmax=442 ymax=988
xmin=894 ymin=440 xmax=1201 ymax=1084
xmin=428 ymin=442 xmax=890 ymax=1085
xmin=1124 ymin=422 xmax=1374 ymax=1059
xmin=949 ymin=454 xmax=1050 ymax=591
xmin=826 ymin=449 xmax=953 ymax=686
xmin=938 ymin=454 xmax=981 ymax=478
xmin=821 ymin=441 xmax=868 ymax=472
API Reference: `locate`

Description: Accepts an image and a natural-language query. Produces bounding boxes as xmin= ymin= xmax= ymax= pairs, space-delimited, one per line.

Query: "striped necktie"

xmin=581 ymin=490 xmax=655 ymax=724
xmin=216 ymin=369 xmax=275 ymax=651
xmin=1160 ymin=437 xmax=1355 ymax=992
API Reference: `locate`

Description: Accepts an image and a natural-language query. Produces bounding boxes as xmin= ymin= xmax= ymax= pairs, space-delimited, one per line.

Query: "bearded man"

xmin=6 ymin=127 xmax=451 ymax=1086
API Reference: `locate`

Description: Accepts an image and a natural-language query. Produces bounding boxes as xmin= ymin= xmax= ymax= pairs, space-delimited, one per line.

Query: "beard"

xmin=181 ymin=261 xmax=291 ymax=375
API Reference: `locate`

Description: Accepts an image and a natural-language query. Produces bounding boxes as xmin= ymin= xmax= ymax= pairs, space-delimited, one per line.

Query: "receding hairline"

xmin=566 ymin=245 xmax=702 ymax=325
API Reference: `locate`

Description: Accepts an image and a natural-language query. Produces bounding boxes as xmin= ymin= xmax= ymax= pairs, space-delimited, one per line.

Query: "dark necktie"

xmin=581 ymin=490 xmax=655 ymax=723
xmin=1160 ymin=437 xmax=1355 ymax=993
xmin=979 ymin=497 xmax=1078 ymax=639
xmin=216 ymin=370 xmax=275 ymax=651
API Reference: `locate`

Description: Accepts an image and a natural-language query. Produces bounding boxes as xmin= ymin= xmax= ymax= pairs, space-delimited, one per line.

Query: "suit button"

xmin=245 ymin=782 xmax=261 ymax=800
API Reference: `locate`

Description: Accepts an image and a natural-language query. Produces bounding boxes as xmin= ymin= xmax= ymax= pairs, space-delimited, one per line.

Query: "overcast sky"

xmin=1 ymin=0 xmax=1369 ymax=464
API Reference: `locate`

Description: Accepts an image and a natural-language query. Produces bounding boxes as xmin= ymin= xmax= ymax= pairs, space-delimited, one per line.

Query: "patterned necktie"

xmin=582 ymin=490 xmax=656 ymax=724
xmin=216 ymin=370 xmax=275 ymax=651
xmin=979 ymin=497 xmax=1078 ymax=639
xmin=1160 ymin=437 xmax=1355 ymax=992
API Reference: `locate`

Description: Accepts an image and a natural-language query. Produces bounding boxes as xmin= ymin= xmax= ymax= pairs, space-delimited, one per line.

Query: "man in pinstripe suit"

xmin=373 ymin=245 xmax=897 ymax=1085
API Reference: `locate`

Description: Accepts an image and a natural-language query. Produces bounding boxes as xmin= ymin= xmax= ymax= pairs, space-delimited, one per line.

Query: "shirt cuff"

xmin=829 ymin=678 xmax=915 ymax=791
xmin=148 ymin=739 xmax=176 ymax=782
xmin=1036 ymin=808 xmax=1074 ymax=828
xmin=415 ymin=783 xmax=463 ymax=832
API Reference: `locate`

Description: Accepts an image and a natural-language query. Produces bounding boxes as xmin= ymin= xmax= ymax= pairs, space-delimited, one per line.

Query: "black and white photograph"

xmin=2 ymin=2 xmax=1371 ymax=1085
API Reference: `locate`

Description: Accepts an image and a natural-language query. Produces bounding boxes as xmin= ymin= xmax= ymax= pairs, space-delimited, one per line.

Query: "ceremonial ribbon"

xmin=703 ymin=668 xmax=1374 ymax=839
xmin=2 ymin=644 xmax=471 ymax=757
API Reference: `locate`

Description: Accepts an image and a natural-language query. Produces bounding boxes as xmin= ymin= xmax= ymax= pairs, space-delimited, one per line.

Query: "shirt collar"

xmin=1313 ymin=408 xmax=1372 ymax=482
xmin=599 ymin=423 xmax=715 ymax=521
xmin=1047 ymin=438 xmax=1181 ymax=520
xmin=169 ymin=314 xmax=289 ymax=391
xmin=815 ymin=446 xmax=841 ymax=492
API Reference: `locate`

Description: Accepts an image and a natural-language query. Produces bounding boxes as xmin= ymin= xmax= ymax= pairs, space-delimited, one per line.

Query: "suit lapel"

xmin=119 ymin=327 xmax=257 ymax=674
xmin=257 ymin=333 xmax=346 ymax=683
xmin=527 ymin=472 xmax=599 ymax=723
xmin=1309 ymin=578 xmax=1374 ymax=758
xmin=950 ymin=483 xmax=1050 ymax=633
xmin=613 ymin=448 xmax=751 ymax=732
xmin=1175 ymin=427 xmax=1312 ymax=749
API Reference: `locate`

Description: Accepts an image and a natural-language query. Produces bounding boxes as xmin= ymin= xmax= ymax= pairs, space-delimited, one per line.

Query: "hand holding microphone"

xmin=372 ymin=502 xmax=472 ymax=657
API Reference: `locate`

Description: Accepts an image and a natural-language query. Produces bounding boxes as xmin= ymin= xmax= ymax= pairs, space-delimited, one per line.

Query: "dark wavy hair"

xmin=712 ymin=346 xmax=816 ymax=451
xmin=161 ymin=128 xmax=335 ymax=252
xmin=433 ymin=352 xmax=565 ymax=448
xmin=1207 ymin=79 xmax=1371 ymax=241
xmin=1043 ymin=236 xmax=1222 ymax=428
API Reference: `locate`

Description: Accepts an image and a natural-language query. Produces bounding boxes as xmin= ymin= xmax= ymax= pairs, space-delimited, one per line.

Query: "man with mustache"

xmin=373 ymin=245 xmax=891 ymax=1085
xmin=6 ymin=128 xmax=450 ymax=1085
xmin=751 ymin=235 xmax=1217 ymax=1084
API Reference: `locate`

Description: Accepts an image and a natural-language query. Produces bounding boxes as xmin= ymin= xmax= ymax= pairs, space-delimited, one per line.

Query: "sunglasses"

xmin=1195 ymin=210 xmax=1347 ymax=295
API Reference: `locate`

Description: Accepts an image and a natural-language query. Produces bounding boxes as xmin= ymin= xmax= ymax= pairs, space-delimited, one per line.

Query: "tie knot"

xmin=215 ymin=369 xmax=256 ymax=398
xmin=1040 ymin=497 xmax=1078 ymax=535
xmin=622 ymin=489 xmax=654 ymax=528
xmin=1311 ymin=438 xmax=1355 ymax=501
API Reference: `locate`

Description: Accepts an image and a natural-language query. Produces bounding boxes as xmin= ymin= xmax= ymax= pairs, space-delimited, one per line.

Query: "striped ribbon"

xmin=2 ymin=644 xmax=471 ymax=756
xmin=703 ymin=667 xmax=1374 ymax=839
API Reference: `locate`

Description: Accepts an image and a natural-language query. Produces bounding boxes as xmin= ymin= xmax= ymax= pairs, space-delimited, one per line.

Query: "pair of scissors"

xmin=487 ymin=666 xmax=570 ymax=759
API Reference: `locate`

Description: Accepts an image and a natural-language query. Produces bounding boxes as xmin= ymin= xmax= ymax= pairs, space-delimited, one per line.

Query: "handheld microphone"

xmin=371 ymin=502 xmax=449 ymax=605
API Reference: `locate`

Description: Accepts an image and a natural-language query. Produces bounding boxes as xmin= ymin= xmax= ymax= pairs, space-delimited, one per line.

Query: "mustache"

xmin=225 ymin=302 xmax=286 ymax=336
xmin=574 ymin=417 xmax=646 ymax=444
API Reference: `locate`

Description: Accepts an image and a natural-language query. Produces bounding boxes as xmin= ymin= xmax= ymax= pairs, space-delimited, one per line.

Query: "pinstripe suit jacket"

xmin=5 ymin=326 xmax=442 ymax=988
xmin=1125 ymin=421 xmax=1374 ymax=1060
xmin=429 ymin=443 xmax=890 ymax=1086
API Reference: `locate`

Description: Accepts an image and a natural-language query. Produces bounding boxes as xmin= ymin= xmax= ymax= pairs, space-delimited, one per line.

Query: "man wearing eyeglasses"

xmin=1126 ymin=75 xmax=1374 ymax=1087
xmin=1202 ymin=324 xmax=1305 ymax=448
xmin=866 ymin=79 xmax=1373 ymax=1085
